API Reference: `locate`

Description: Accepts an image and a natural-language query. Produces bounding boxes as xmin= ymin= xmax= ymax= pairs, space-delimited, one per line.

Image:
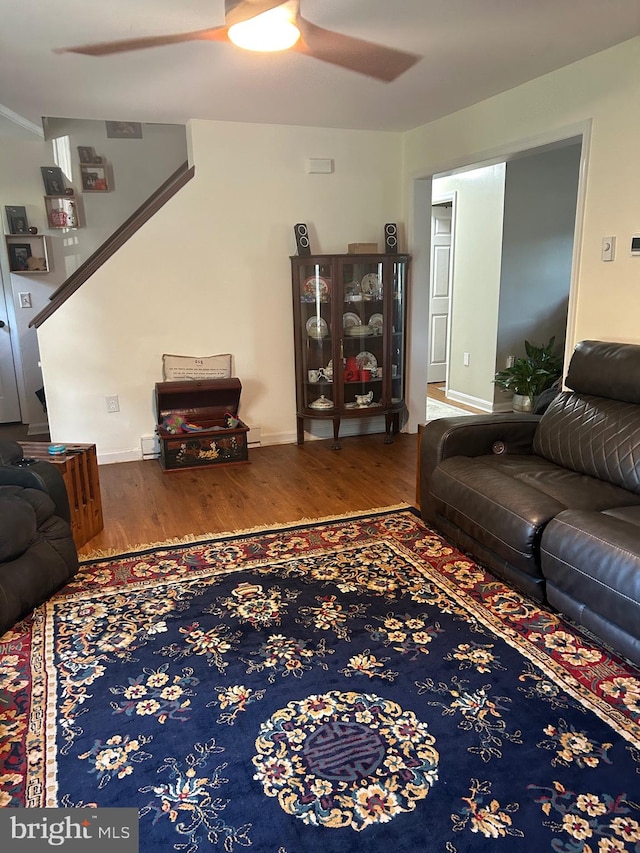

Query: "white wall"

xmin=404 ymin=37 xmax=640 ymax=365
xmin=37 ymin=120 xmax=403 ymax=461
xmin=0 ymin=121 xmax=187 ymax=430
xmin=433 ymin=165 xmax=506 ymax=407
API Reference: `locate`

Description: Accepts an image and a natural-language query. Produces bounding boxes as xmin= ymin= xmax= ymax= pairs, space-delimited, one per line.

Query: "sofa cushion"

xmin=430 ymin=453 xmax=640 ymax=578
xmin=0 ymin=498 xmax=37 ymax=562
xmin=601 ymin=505 xmax=640 ymax=527
xmin=541 ymin=509 xmax=640 ymax=647
xmin=533 ymin=393 xmax=640 ymax=494
xmin=431 ymin=456 xmax=564 ymax=578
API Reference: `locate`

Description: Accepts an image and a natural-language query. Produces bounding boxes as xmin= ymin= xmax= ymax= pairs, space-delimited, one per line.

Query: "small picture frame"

xmin=8 ymin=243 xmax=32 ymax=272
xmin=81 ymin=165 xmax=109 ymax=192
xmin=105 ymin=121 xmax=142 ymax=139
xmin=77 ymin=146 xmax=94 ymax=163
xmin=41 ymin=166 xmax=65 ymax=196
xmin=5 ymin=205 xmax=29 ymax=234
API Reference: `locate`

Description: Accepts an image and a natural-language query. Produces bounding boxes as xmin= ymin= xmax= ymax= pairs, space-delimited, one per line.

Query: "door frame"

xmin=0 ymin=263 xmax=24 ymax=423
xmin=405 ymin=119 xmax=592 ymax=432
xmin=428 ymin=191 xmax=456 ymax=393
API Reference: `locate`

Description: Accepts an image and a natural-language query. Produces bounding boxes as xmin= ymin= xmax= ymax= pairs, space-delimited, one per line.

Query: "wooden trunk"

xmin=155 ymin=378 xmax=250 ymax=472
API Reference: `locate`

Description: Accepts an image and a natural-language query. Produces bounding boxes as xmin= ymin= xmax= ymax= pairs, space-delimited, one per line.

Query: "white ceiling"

xmin=1 ymin=0 xmax=639 ymax=136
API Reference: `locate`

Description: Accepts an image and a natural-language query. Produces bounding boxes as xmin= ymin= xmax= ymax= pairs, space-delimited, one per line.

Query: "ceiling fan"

xmin=56 ymin=0 xmax=421 ymax=82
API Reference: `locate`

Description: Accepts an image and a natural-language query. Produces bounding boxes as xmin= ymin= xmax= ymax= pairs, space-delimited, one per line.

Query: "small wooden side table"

xmin=19 ymin=442 xmax=104 ymax=548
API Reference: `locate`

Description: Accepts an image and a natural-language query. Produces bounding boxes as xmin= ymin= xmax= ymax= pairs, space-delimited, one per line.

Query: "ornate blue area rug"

xmin=2 ymin=507 xmax=640 ymax=852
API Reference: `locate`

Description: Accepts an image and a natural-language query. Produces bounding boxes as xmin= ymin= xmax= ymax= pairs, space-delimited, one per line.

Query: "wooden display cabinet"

xmin=291 ymin=252 xmax=410 ymax=449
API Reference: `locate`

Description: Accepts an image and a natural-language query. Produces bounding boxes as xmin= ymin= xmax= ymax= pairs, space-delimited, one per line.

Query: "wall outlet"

xmin=105 ymin=395 xmax=120 ymax=413
xmin=19 ymin=292 xmax=32 ymax=308
xmin=463 ymin=352 xmax=470 ymax=367
xmin=506 ymin=355 xmax=515 ymax=368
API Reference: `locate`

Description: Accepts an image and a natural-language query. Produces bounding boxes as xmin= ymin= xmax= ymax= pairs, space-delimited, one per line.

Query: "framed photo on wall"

xmin=105 ymin=121 xmax=142 ymax=139
xmin=5 ymin=205 xmax=29 ymax=234
xmin=40 ymin=166 xmax=65 ymax=196
xmin=8 ymin=243 xmax=32 ymax=271
xmin=80 ymin=164 xmax=109 ymax=192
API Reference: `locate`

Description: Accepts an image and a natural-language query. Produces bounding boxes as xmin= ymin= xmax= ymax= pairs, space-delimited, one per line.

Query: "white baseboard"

xmin=445 ymin=390 xmax=495 ymax=413
xmin=263 ymin=416 xmax=388 ymax=447
xmin=97 ymin=417 xmax=398 ymax=465
xmin=98 ymin=449 xmax=144 ymax=465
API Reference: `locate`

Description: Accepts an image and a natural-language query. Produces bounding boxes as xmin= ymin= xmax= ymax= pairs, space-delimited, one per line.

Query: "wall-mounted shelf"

xmin=44 ymin=195 xmax=80 ymax=229
xmin=5 ymin=233 xmax=50 ymax=274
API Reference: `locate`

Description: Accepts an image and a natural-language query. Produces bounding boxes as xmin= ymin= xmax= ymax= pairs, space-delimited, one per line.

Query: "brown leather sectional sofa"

xmin=420 ymin=340 xmax=640 ymax=667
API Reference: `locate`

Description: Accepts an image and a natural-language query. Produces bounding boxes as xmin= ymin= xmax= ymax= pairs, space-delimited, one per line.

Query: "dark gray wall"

xmin=496 ymin=143 xmax=581 ymax=377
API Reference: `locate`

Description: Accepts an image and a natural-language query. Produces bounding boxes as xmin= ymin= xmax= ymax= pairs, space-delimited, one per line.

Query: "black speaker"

xmin=294 ymin=223 xmax=311 ymax=256
xmin=384 ymin=222 xmax=398 ymax=253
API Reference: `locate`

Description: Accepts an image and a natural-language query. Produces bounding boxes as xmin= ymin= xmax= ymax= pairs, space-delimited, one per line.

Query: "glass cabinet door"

xmin=294 ymin=260 xmax=335 ymax=413
xmin=338 ymin=258 xmax=385 ymax=412
xmin=390 ymin=258 xmax=407 ymax=406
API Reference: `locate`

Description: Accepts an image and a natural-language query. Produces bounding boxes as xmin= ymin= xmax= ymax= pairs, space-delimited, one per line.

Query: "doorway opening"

xmin=415 ymin=129 xmax=587 ymax=426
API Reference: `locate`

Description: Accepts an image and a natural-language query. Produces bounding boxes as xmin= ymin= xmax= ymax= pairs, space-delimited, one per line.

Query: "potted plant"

xmin=494 ymin=337 xmax=563 ymax=412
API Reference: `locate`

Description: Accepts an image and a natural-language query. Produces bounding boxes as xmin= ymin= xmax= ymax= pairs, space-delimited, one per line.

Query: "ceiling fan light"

xmin=228 ymin=6 xmax=300 ymax=53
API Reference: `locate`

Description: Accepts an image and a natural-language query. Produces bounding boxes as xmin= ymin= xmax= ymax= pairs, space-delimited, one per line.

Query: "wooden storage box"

xmin=155 ymin=378 xmax=250 ymax=472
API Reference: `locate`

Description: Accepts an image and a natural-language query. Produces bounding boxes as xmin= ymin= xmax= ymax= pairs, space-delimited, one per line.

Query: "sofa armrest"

xmin=0 ymin=461 xmax=71 ymax=524
xmin=419 ymin=413 xmax=541 ymax=523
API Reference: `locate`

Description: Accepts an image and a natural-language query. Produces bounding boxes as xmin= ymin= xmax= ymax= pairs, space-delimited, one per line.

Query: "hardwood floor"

xmin=79 ymin=433 xmax=419 ymax=556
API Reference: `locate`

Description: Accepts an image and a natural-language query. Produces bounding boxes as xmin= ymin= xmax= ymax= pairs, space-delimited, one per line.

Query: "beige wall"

xmin=403 ymin=37 xmax=640 ymax=365
xmin=38 ymin=120 xmax=403 ymax=461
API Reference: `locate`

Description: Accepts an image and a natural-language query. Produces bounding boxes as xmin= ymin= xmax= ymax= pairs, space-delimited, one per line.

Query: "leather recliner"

xmin=0 ymin=440 xmax=79 ymax=636
xmin=420 ymin=340 xmax=640 ymax=667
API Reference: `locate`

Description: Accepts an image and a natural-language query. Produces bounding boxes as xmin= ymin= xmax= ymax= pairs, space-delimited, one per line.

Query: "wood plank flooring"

xmin=79 ymin=433 xmax=419 ymax=556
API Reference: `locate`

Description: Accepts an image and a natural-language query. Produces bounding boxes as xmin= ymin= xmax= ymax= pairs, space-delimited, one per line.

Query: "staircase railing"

xmin=31 ymin=160 xmax=194 ymax=328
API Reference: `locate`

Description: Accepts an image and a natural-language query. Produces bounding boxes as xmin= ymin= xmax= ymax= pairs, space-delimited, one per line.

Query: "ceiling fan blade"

xmin=225 ymin=0 xmax=287 ymax=27
xmin=56 ymin=26 xmax=228 ymax=56
xmin=296 ymin=16 xmax=420 ymax=82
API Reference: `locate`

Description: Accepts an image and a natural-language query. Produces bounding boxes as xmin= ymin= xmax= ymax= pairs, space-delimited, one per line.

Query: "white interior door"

xmin=427 ymin=203 xmax=453 ymax=383
xmin=0 ymin=285 xmax=22 ymax=422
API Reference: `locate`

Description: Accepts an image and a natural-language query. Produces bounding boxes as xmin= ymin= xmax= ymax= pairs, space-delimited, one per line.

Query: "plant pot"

xmin=512 ymin=393 xmax=533 ymax=413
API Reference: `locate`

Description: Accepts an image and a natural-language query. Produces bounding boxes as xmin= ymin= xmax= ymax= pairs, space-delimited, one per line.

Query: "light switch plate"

xmin=601 ymin=236 xmax=616 ymax=262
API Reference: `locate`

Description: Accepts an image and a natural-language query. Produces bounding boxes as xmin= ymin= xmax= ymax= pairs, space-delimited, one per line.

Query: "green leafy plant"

xmin=494 ymin=337 xmax=563 ymax=400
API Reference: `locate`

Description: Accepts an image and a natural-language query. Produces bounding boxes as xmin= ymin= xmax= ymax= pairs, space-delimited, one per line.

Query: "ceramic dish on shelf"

xmin=345 ymin=325 xmax=374 ymax=337
xmin=368 ymin=313 xmax=383 ymax=334
xmin=360 ymin=272 xmax=381 ymax=298
xmin=309 ymin=394 xmax=334 ymax=410
xmin=306 ymin=316 xmax=329 ymax=339
xmin=356 ymin=351 xmax=378 ymax=371
xmin=302 ymin=275 xmax=330 ymax=302
xmin=343 ymin=312 xmax=362 ymax=329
